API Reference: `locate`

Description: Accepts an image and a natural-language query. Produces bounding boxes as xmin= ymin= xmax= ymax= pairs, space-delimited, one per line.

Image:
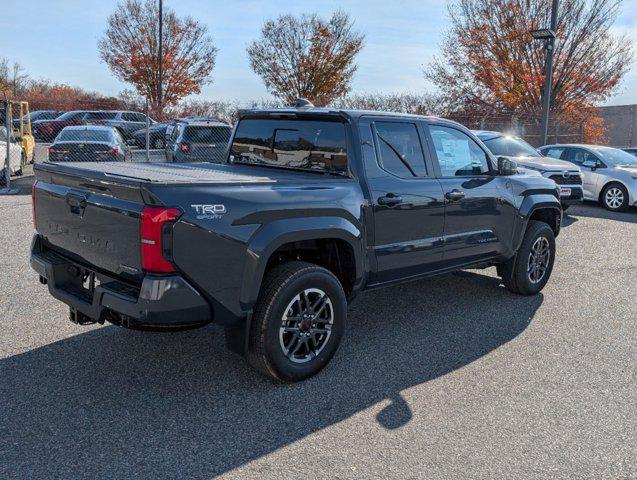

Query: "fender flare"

xmin=513 ymin=194 xmax=562 ymax=251
xmin=239 ymin=216 xmax=364 ymax=310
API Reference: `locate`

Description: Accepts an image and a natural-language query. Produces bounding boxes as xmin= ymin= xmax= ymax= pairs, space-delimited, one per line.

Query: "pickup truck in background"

xmin=30 ymin=106 xmax=562 ymax=382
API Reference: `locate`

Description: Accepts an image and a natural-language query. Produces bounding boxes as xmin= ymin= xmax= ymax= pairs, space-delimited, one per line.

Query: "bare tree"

xmin=332 ymin=92 xmax=446 ymax=115
xmin=0 ymin=58 xmax=30 ymax=97
xmin=99 ymin=0 xmax=218 ymax=117
xmin=247 ymin=11 xmax=364 ymax=106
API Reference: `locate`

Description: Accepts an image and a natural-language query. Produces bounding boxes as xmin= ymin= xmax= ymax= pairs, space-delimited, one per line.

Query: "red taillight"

xmin=112 ymin=146 xmax=119 ymax=155
xmin=47 ymin=147 xmax=51 ymax=155
xmin=140 ymin=206 xmax=181 ymax=273
xmin=31 ymin=181 xmax=37 ymax=229
xmin=179 ymin=142 xmax=190 ymax=153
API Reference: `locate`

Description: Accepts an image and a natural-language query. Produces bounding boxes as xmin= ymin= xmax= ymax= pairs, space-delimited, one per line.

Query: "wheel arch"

xmin=598 ymin=180 xmax=630 ymax=205
xmin=513 ymin=195 xmax=562 ymax=252
xmin=239 ymin=216 xmax=365 ymax=311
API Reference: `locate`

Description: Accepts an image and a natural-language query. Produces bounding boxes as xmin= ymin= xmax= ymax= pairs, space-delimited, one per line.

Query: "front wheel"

xmin=499 ymin=220 xmax=556 ymax=295
xmin=248 ymin=261 xmax=347 ymax=382
xmin=601 ymin=184 xmax=629 ymax=212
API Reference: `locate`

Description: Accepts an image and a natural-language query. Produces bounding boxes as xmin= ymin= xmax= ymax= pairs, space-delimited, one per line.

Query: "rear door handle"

xmin=445 ymin=189 xmax=465 ymax=201
xmin=378 ymin=193 xmax=403 ymax=206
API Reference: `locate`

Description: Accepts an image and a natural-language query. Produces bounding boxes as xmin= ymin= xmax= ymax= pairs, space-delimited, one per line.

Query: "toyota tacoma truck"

xmin=30 ymin=107 xmax=562 ymax=382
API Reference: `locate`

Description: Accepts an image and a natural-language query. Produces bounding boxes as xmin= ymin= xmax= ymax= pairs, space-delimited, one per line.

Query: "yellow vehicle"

xmin=13 ymin=102 xmax=35 ymax=163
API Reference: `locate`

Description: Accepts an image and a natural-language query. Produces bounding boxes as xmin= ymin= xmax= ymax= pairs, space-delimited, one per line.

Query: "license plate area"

xmin=560 ymin=187 xmax=571 ymax=197
xmin=60 ymin=267 xmax=99 ymax=304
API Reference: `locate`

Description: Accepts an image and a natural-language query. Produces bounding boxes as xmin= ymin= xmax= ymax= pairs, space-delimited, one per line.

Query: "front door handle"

xmin=445 ymin=189 xmax=465 ymax=201
xmin=378 ymin=193 xmax=403 ymax=206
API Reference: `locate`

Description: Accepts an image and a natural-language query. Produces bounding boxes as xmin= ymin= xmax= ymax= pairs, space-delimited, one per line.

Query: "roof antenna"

xmin=293 ymin=98 xmax=314 ymax=108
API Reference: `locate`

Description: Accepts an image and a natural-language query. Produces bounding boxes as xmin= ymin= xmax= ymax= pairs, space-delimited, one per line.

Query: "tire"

xmin=499 ymin=220 xmax=556 ymax=296
xmin=248 ymin=261 xmax=347 ymax=382
xmin=152 ymin=137 xmax=165 ymax=149
xmin=15 ymin=151 xmax=26 ymax=176
xmin=601 ymin=183 xmax=629 ymax=212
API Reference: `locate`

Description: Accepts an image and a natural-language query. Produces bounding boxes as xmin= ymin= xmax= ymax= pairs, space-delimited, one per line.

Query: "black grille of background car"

xmin=550 ymin=174 xmax=582 ymax=185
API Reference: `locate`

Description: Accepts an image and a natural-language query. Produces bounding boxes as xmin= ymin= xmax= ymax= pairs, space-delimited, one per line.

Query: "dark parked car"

xmin=13 ymin=110 xmax=62 ymax=129
xmin=48 ymin=126 xmax=129 ymax=162
xmin=473 ymin=130 xmax=584 ymax=210
xmin=31 ymin=110 xmax=95 ymax=142
xmin=131 ymin=123 xmax=169 ymax=149
xmin=31 ymin=106 xmax=563 ymax=381
xmin=165 ymin=119 xmax=232 ymax=162
xmin=83 ymin=110 xmax=154 ymax=141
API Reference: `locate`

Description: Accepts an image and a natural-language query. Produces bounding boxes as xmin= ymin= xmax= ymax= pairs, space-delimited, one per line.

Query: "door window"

xmin=429 ymin=126 xmax=491 ymax=176
xmin=566 ymin=148 xmax=601 ymax=167
xmin=374 ymin=122 xmax=427 ymax=177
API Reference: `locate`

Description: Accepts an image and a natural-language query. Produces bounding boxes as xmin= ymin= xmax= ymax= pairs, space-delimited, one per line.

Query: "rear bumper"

xmin=30 ymin=236 xmax=211 ymax=329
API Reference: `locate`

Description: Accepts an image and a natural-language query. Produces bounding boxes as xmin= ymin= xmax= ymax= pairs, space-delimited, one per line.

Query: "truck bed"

xmin=35 ymin=161 xmax=341 ymax=185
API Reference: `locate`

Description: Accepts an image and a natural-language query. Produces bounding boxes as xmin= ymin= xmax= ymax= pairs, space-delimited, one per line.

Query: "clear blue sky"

xmin=1 ymin=0 xmax=636 ymax=106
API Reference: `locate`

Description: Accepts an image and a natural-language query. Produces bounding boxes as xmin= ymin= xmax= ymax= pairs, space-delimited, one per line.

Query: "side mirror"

xmin=582 ymin=159 xmax=597 ymax=169
xmin=497 ymin=156 xmax=518 ymax=176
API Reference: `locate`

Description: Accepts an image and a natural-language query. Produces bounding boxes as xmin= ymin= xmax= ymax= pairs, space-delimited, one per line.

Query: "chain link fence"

xmin=447 ymin=112 xmax=589 ymax=147
xmin=2 ymin=96 xmax=594 ymax=190
xmin=0 ymin=98 xmax=235 ymax=189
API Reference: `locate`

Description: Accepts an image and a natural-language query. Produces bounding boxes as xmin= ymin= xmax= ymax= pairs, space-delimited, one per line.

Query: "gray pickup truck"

xmin=30 ymin=107 xmax=562 ymax=381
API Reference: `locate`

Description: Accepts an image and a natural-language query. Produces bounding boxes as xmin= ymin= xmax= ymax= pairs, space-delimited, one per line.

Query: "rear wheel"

xmin=499 ymin=220 xmax=556 ymax=295
xmin=601 ymin=183 xmax=629 ymax=212
xmin=248 ymin=261 xmax=347 ymax=382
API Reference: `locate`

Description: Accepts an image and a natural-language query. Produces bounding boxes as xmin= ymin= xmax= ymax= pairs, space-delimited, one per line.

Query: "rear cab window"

xmin=230 ymin=118 xmax=348 ymax=174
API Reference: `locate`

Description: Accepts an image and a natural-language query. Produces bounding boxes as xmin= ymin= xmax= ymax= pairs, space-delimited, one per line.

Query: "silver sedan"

xmin=539 ymin=144 xmax=637 ymax=211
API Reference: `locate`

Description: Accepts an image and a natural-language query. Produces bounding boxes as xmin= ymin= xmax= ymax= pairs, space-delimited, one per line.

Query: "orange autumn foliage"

xmin=426 ymin=0 xmax=634 ymax=143
xmin=99 ymin=0 xmax=217 ymax=117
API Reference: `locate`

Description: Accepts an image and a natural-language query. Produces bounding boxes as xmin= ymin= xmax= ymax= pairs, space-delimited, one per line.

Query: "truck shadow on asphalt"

xmin=1 ymin=271 xmax=542 ymax=478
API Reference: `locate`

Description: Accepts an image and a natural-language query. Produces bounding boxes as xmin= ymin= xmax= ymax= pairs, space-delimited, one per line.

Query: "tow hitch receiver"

xmin=69 ymin=307 xmax=97 ymax=326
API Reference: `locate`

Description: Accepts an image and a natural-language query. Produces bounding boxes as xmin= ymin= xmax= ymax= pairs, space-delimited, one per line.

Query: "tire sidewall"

xmin=602 ymin=184 xmax=628 ymax=211
xmin=515 ymin=223 xmax=556 ymax=295
xmin=262 ymin=269 xmax=346 ymax=381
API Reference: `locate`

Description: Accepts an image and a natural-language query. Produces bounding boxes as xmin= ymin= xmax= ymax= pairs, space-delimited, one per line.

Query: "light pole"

xmin=158 ymin=0 xmax=163 ymax=115
xmin=531 ymin=0 xmax=559 ymax=146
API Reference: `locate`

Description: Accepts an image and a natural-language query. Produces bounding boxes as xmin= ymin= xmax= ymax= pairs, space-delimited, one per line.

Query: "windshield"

xmin=230 ymin=118 xmax=348 ymax=174
xmin=481 ymin=135 xmax=539 ymax=157
xmin=592 ymin=146 xmax=637 ymax=166
xmin=57 ymin=129 xmax=113 ymax=142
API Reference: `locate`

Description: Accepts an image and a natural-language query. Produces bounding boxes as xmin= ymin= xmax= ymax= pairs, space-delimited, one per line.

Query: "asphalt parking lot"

xmin=1 ymin=173 xmax=635 ymax=479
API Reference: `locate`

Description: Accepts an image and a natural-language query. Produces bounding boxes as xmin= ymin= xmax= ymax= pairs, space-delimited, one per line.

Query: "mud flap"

xmin=224 ymin=312 xmax=252 ymax=356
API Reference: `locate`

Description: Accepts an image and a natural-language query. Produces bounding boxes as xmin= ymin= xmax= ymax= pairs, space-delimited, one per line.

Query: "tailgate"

xmin=34 ymin=164 xmax=146 ymax=281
